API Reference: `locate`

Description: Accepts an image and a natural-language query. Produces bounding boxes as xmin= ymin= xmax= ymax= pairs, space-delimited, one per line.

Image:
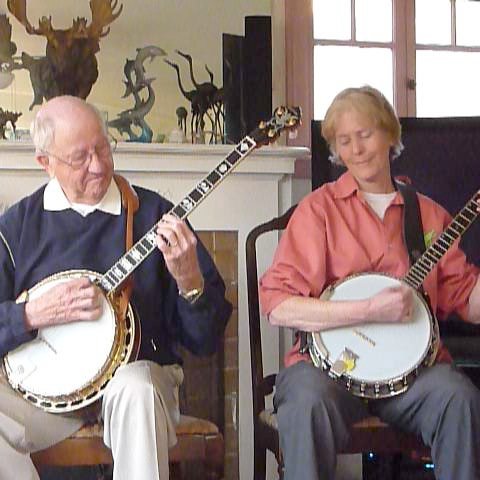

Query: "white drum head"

xmin=314 ymin=274 xmax=432 ymax=383
xmin=5 ymin=272 xmax=116 ymax=398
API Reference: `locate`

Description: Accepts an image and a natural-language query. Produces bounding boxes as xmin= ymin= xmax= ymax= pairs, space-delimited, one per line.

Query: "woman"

xmin=259 ymin=85 xmax=480 ymax=480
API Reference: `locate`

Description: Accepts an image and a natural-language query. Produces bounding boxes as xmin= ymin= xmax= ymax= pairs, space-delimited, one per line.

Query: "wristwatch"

xmin=179 ymin=282 xmax=204 ymax=305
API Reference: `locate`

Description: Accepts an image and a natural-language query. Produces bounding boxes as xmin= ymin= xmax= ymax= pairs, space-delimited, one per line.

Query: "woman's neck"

xmin=357 ymin=177 xmax=395 ymax=194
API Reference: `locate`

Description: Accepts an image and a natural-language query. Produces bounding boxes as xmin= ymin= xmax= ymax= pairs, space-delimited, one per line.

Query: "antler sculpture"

xmin=7 ymin=0 xmax=122 ymax=108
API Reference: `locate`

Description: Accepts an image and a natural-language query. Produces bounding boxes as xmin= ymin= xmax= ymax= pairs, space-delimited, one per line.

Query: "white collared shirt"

xmin=43 ymin=177 xmax=121 ymax=217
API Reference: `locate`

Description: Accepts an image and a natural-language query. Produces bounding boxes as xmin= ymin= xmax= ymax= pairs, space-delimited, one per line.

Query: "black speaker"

xmin=222 ymin=33 xmax=245 ymax=144
xmin=243 ymin=16 xmax=272 ymax=134
xmin=222 ymin=16 xmax=272 ymax=143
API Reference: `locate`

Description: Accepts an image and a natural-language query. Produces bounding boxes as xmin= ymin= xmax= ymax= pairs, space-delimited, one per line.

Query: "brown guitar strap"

xmin=113 ymin=174 xmax=139 ymax=316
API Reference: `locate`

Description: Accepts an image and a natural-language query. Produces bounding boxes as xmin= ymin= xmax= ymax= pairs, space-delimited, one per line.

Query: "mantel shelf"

xmin=0 ymin=141 xmax=309 ymax=174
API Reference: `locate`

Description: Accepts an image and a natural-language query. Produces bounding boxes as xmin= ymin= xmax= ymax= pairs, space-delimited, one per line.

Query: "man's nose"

xmin=87 ymin=150 xmax=108 ymax=173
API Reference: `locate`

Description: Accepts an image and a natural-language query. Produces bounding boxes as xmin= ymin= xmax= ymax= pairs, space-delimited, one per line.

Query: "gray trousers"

xmin=274 ymin=361 xmax=480 ymax=480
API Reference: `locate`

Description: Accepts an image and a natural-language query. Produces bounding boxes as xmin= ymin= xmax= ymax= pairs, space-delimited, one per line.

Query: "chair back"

xmin=245 ymin=205 xmax=297 ymax=479
xmin=246 ymin=205 xmax=297 ymax=417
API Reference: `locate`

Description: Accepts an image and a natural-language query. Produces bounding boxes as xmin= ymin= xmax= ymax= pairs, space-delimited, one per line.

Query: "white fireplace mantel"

xmin=0 ymin=141 xmax=310 ymax=479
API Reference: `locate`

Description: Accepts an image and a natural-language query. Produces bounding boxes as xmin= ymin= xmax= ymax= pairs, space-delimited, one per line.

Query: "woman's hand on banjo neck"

xmin=23 ymin=277 xmax=103 ymax=331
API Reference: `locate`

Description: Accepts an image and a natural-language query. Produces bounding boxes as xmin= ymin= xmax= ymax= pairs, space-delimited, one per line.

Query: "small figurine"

xmin=0 ymin=108 xmax=22 ymax=139
xmin=176 ymin=106 xmax=188 ymax=136
xmin=164 ymin=50 xmax=226 ymax=143
xmin=109 ymin=45 xmax=166 ymax=142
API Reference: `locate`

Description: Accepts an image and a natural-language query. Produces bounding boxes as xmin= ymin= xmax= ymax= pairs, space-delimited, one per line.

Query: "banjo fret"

xmin=120 ymin=258 xmax=133 ymax=271
xmin=465 ymin=206 xmax=478 ymax=218
xmin=413 ymin=263 xmax=429 ymax=276
xmin=436 ymin=239 xmax=449 ymax=251
xmin=451 ymin=222 xmax=464 ymax=234
xmin=188 ymin=187 xmax=203 ymax=203
xmin=409 ymin=268 xmax=424 ymax=283
xmin=442 ymin=231 xmax=456 ymax=242
xmin=424 ymin=250 xmax=439 ymax=262
xmin=226 ymin=150 xmax=241 ymax=166
xmin=403 ymin=276 xmax=417 ymax=289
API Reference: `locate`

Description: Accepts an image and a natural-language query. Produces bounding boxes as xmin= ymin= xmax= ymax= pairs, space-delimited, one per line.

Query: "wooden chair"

xmin=31 ymin=414 xmax=224 ymax=480
xmin=245 ymin=205 xmax=429 ymax=480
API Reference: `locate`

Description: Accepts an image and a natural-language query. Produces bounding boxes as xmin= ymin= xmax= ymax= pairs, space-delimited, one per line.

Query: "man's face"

xmin=44 ymin=107 xmax=114 ymax=205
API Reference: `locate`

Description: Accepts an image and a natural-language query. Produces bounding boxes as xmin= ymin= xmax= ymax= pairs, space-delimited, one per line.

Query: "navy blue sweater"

xmin=0 ymin=184 xmax=232 ymax=365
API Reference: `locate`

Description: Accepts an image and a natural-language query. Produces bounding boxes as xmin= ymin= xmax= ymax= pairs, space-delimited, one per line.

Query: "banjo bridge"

xmin=330 ymin=348 xmax=359 ymax=377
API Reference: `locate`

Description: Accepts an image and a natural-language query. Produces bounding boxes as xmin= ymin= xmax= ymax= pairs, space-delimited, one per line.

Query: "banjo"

xmin=3 ymin=106 xmax=301 ymax=413
xmin=309 ymin=190 xmax=480 ymax=399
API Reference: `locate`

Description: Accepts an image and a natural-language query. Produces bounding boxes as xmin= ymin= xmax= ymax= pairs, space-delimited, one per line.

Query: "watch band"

xmin=179 ymin=280 xmax=204 ymax=305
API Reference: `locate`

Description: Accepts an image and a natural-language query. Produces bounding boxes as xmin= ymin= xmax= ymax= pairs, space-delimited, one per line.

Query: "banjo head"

xmin=3 ymin=270 xmax=138 ymax=413
xmin=310 ymin=273 xmax=438 ymax=398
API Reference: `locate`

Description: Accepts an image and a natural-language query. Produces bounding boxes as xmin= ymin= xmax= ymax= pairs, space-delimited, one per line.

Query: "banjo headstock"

xmin=249 ymin=106 xmax=302 ymax=147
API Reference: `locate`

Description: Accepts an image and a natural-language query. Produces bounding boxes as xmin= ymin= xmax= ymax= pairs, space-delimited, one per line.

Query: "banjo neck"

xmin=403 ymin=191 xmax=480 ymax=290
xmin=99 ymin=137 xmax=257 ymax=294
xmin=97 ymin=106 xmax=301 ymax=295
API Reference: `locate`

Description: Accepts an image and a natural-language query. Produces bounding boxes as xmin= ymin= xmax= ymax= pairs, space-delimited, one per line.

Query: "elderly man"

xmin=0 ymin=95 xmax=232 ymax=479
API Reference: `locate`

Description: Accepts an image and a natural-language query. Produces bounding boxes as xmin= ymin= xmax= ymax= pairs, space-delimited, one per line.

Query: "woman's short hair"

xmin=321 ymin=85 xmax=403 ymax=165
xmin=30 ymin=97 xmax=108 ymax=154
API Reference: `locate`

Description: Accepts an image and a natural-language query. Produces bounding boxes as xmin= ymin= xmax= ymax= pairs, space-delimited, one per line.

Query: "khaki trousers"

xmin=0 ymin=361 xmax=183 ymax=480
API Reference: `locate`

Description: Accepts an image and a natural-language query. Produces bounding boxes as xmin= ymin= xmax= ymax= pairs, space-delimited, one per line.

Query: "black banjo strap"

xmin=395 ymin=180 xmax=427 ymax=266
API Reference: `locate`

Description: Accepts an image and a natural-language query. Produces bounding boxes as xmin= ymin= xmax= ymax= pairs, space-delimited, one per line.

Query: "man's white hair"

xmin=30 ymin=97 xmax=108 ymax=154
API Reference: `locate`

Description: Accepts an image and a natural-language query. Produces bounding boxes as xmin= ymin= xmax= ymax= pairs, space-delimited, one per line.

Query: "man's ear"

xmin=36 ymin=154 xmax=54 ymax=178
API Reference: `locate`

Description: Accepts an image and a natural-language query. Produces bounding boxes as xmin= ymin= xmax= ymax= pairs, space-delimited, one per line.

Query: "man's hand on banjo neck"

xmin=23 ymin=277 xmax=103 ymax=331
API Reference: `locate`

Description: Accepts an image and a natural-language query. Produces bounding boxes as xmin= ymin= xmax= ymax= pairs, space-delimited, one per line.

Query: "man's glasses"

xmin=44 ymin=137 xmax=117 ymax=170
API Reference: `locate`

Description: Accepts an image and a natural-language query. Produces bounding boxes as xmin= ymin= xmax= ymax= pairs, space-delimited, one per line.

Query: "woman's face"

xmin=334 ymin=109 xmax=394 ymax=193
